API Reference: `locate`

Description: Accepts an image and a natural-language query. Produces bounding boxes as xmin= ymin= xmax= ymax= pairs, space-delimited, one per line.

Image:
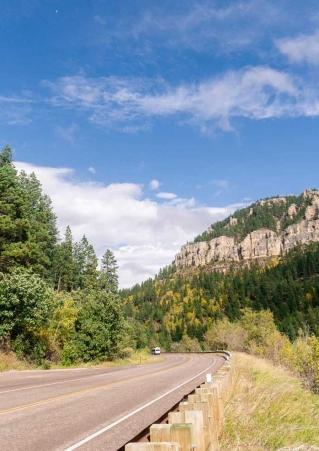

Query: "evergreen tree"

xmin=19 ymin=171 xmax=57 ymax=277
xmin=99 ymin=249 xmax=119 ymax=293
xmin=52 ymin=226 xmax=76 ymax=291
xmin=73 ymin=235 xmax=98 ymax=289
xmin=0 ymin=146 xmax=57 ymax=275
xmin=0 ymin=145 xmax=12 ymax=166
xmin=0 ymin=146 xmax=30 ymax=271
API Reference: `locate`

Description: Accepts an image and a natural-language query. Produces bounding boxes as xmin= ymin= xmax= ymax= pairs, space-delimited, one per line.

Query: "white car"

xmin=151 ymin=346 xmax=161 ymax=355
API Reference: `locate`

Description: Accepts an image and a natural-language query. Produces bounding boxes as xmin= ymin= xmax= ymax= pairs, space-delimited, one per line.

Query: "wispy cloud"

xmin=276 ymin=31 xmax=319 ymax=65
xmin=5 ymin=64 xmax=319 ymax=133
xmin=100 ymin=0 xmax=289 ymax=55
xmin=44 ymin=66 xmax=319 ymax=132
xmin=0 ymin=95 xmax=34 ymax=125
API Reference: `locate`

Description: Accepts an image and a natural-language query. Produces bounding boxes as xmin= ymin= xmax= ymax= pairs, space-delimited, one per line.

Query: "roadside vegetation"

xmin=0 ymin=351 xmax=31 ymax=371
xmin=205 ymin=309 xmax=319 ymax=393
xmin=220 ymin=353 xmax=319 ymax=450
xmin=123 ymin=242 xmax=319 ymax=392
xmin=0 ymin=348 xmax=158 ymax=372
xmin=0 ymin=146 xmax=136 ymax=367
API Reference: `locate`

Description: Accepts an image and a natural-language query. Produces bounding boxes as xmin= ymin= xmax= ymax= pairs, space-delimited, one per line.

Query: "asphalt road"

xmin=0 ymin=353 xmax=224 ymax=451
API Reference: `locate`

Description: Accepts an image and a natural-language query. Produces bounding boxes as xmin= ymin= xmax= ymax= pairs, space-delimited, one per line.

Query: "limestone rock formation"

xmin=174 ymin=189 xmax=319 ymax=271
xmin=288 ymin=203 xmax=297 ymax=218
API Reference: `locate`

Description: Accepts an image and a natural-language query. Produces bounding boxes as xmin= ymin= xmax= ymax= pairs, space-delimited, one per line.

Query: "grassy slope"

xmin=0 ymin=349 xmax=160 ymax=372
xmin=0 ymin=352 xmax=32 ymax=371
xmin=220 ymin=353 xmax=319 ymax=450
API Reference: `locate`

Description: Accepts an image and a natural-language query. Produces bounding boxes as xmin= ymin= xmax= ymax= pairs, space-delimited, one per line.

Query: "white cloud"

xmin=149 ymin=178 xmax=161 ymax=190
xmin=88 ymin=166 xmax=96 ymax=174
xmin=0 ymin=95 xmax=34 ymax=125
xmin=276 ymin=31 xmax=319 ymax=65
xmin=4 ymin=64 xmax=319 ymax=133
xmin=45 ymin=66 xmax=319 ymax=132
xmin=15 ymin=161 xmax=239 ymax=287
xmin=156 ymin=192 xmax=177 ymax=200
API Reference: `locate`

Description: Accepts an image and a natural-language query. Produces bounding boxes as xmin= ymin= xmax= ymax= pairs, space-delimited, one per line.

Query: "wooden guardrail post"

xmin=150 ymin=423 xmax=193 ymax=451
xmin=184 ymin=410 xmax=205 ymax=451
xmin=179 ymin=400 xmax=211 ymax=450
xmin=168 ymin=410 xmax=205 ymax=451
xmin=195 ymin=388 xmax=219 ymax=446
xmin=170 ymin=423 xmax=193 ymax=451
xmin=150 ymin=424 xmax=171 ymax=442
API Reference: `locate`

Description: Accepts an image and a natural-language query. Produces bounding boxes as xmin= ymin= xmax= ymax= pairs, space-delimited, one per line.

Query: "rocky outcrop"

xmin=288 ymin=203 xmax=297 ymax=218
xmin=174 ymin=190 xmax=319 ymax=271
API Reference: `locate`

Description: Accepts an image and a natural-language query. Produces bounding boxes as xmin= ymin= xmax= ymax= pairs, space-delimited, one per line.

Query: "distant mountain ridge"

xmin=174 ymin=189 xmax=319 ymax=272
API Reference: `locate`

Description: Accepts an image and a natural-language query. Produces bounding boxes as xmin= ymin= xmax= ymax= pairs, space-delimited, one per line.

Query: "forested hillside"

xmin=194 ymin=193 xmax=312 ymax=243
xmin=123 ymin=244 xmax=319 ymax=346
xmin=0 ymin=146 xmax=128 ymax=365
xmin=122 ymin=245 xmax=319 ymax=391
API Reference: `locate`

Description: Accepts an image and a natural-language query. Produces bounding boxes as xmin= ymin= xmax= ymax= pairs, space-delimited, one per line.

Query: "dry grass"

xmin=220 ymin=353 xmax=319 ymax=450
xmin=86 ymin=349 xmax=163 ymax=369
xmin=0 ymin=349 xmax=161 ymax=372
xmin=0 ymin=352 xmax=31 ymax=372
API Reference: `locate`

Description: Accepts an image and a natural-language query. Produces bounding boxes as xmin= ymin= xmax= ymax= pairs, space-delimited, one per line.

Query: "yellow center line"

xmin=0 ymin=355 xmax=195 ymax=416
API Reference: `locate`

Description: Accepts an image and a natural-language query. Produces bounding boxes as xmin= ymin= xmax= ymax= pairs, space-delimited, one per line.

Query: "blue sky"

xmin=2 ymin=0 xmax=319 ymax=285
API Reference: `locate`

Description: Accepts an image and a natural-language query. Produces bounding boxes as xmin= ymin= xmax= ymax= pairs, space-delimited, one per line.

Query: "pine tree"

xmin=99 ymin=249 xmax=119 ymax=293
xmin=0 ymin=146 xmax=58 ymax=275
xmin=19 ymin=171 xmax=57 ymax=277
xmin=52 ymin=226 xmax=76 ymax=291
xmin=73 ymin=235 xmax=98 ymax=289
xmin=0 ymin=145 xmax=12 ymax=166
xmin=0 ymin=146 xmax=30 ymax=271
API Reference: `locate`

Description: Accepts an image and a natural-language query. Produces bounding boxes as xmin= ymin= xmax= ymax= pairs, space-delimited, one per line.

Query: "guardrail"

xmin=124 ymin=352 xmax=233 ymax=451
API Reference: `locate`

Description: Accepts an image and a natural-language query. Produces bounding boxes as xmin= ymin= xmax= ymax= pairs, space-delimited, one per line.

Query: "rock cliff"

xmin=174 ymin=189 xmax=319 ymax=271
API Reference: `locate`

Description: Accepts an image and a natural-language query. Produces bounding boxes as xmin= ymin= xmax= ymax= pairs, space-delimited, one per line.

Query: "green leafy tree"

xmin=0 ymin=268 xmax=53 ymax=360
xmin=70 ymin=290 xmax=124 ymax=362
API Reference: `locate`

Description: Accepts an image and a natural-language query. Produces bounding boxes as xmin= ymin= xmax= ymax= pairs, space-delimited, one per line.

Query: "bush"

xmin=205 ymin=318 xmax=248 ymax=351
xmin=171 ymin=335 xmax=202 ymax=352
xmin=0 ymin=268 xmax=53 ymax=361
xmin=204 ymin=308 xmax=319 ymax=393
xmin=288 ymin=335 xmax=319 ymax=393
xmin=61 ymin=341 xmax=80 ymax=366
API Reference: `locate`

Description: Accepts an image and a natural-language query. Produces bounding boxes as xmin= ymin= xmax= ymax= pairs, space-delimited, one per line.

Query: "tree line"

xmin=122 ymin=242 xmax=319 ymax=349
xmin=0 ymin=146 xmax=126 ymax=365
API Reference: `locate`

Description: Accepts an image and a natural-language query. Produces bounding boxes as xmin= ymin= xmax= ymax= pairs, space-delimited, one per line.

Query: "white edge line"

xmin=64 ymin=359 xmax=219 ymax=451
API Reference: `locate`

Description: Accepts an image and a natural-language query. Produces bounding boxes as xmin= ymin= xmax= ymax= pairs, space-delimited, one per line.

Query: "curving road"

xmin=0 ymin=353 xmax=224 ymax=451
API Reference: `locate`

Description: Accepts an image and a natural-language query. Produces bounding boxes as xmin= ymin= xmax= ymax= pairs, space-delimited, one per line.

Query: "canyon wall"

xmin=174 ymin=190 xmax=319 ymax=270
